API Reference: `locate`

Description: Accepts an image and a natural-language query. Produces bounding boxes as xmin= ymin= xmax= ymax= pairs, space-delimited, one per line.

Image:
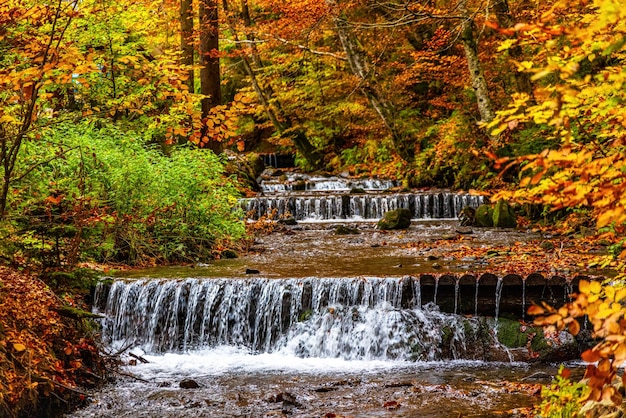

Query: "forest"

xmin=1 ymin=0 xmax=626 ymax=416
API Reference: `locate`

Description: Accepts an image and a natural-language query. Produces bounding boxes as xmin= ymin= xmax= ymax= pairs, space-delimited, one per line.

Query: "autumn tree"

xmin=0 ymin=0 xmax=84 ymax=216
xmin=490 ymin=0 xmax=626 ymax=413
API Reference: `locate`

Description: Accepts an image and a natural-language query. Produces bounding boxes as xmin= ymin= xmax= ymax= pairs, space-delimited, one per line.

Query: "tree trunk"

xmin=458 ymin=0 xmax=495 ymax=125
xmin=199 ymin=0 xmax=222 ymax=153
xmin=223 ymin=0 xmax=324 ymax=168
xmin=330 ymin=8 xmax=414 ymax=161
xmin=180 ymin=0 xmax=194 ymax=92
xmin=492 ymin=0 xmax=534 ymax=98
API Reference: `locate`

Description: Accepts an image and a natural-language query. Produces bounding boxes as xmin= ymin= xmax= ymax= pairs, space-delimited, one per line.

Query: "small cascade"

xmin=94 ymin=274 xmax=593 ymax=363
xmin=474 ymin=277 xmax=480 ymax=317
xmin=96 ymin=276 xmax=492 ymax=361
xmin=522 ymin=278 xmax=526 ymax=322
xmin=259 ymin=174 xmax=396 ymax=194
xmin=260 ymin=153 xmax=295 ymax=168
xmin=242 ymin=192 xmax=485 ymax=221
xmin=494 ymin=277 xmax=504 ymax=323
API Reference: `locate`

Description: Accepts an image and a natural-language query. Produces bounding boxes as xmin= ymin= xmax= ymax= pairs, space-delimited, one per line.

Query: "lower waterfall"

xmin=94 ymin=276 xmax=556 ymax=361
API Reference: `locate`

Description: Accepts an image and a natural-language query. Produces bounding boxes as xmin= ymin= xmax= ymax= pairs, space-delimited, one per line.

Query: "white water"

xmin=242 ymin=192 xmax=485 ymax=221
xmin=97 ymin=277 xmax=492 ymax=361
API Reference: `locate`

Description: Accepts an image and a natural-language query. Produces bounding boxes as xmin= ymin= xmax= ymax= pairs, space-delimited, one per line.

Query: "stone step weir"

xmin=94 ymin=273 xmax=591 ymax=358
xmin=260 ymin=176 xmax=397 ymax=193
xmin=241 ymin=192 xmax=486 ymax=221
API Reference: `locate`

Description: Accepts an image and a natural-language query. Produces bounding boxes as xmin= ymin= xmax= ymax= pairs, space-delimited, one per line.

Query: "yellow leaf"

xmin=615 ymin=288 xmax=626 ymax=302
xmin=589 ymin=281 xmax=602 ymax=294
xmin=13 ymin=343 xmax=26 ymax=352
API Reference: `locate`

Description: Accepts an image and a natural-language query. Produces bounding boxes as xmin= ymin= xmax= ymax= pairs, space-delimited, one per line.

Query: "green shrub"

xmin=3 ymin=121 xmax=245 ymax=266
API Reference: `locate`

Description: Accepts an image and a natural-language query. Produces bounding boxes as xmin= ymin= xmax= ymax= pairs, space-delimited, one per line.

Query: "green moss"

xmin=493 ymin=200 xmax=517 ymax=228
xmin=475 ymin=205 xmax=494 ymax=227
xmin=496 ymin=318 xmax=528 ymax=348
xmin=298 ymin=310 xmax=313 ymax=322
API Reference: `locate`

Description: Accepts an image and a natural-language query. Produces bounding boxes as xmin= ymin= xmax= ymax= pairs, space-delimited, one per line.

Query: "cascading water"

xmin=96 ymin=277 xmax=497 ymax=361
xmin=242 ymin=192 xmax=485 ymax=221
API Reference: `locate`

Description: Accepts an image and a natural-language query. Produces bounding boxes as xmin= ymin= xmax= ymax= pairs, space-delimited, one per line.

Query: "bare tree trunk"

xmin=180 ymin=0 xmax=194 ymax=92
xmin=199 ymin=0 xmax=222 ymax=153
xmin=332 ymin=12 xmax=414 ymax=162
xmin=458 ymin=0 xmax=495 ymax=125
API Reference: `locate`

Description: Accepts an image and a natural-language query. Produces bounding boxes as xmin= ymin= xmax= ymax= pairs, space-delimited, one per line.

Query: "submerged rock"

xmin=377 ymin=208 xmax=412 ymax=230
xmin=179 ymin=379 xmax=200 ymax=389
xmin=335 ymin=225 xmax=359 ymax=235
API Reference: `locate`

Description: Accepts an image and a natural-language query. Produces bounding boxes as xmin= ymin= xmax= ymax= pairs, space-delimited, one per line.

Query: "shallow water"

xmin=78 ymin=213 xmax=589 ymax=417
xmin=117 ymin=220 xmax=540 ymax=279
xmin=69 ymin=348 xmax=577 ymax=418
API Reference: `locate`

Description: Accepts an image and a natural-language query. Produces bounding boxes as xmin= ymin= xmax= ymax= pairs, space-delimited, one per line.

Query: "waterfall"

xmin=96 ymin=276 xmax=493 ymax=361
xmin=242 ymin=192 xmax=486 ymax=221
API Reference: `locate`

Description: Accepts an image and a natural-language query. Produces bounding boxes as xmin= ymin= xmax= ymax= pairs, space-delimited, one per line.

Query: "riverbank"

xmin=0 ymin=267 xmax=107 ymax=418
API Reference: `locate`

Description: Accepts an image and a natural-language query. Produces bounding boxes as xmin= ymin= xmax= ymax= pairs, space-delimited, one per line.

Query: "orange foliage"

xmin=0 ymin=268 xmax=103 ymax=415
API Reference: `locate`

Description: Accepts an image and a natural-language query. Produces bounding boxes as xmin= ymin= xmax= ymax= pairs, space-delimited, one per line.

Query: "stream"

xmin=70 ymin=170 xmax=586 ymax=417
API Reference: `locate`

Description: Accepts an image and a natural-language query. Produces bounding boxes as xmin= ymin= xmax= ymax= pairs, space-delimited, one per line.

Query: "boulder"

xmin=220 ymin=249 xmax=238 ymax=259
xmin=335 ymin=225 xmax=359 ymax=235
xmin=493 ymin=200 xmax=517 ymax=228
xmin=377 ymin=208 xmax=412 ymax=230
xmin=459 ymin=206 xmax=476 ymax=226
xmin=278 ymin=216 xmax=297 ymax=226
xmin=474 ymin=205 xmax=494 ymax=227
xmin=179 ymin=379 xmax=200 ymax=389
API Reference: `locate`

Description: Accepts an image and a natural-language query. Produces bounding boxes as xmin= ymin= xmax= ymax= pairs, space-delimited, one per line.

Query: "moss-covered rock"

xmin=377 ymin=208 xmax=412 ymax=230
xmin=474 ymin=205 xmax=494 ymax=227
xmin=335 ymin=225 xmax=360 ymax=235
xmin=459 ymin=206 xmax=476 ymax=226
xmin=493 ymin=200 xmax=517 ymax=228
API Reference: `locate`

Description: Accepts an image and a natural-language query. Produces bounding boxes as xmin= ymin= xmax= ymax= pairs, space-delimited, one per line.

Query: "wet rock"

xmin=292 ymin=180 xmax=306 ymax=191
xmin=459 ymin=206 xmax=476 ymax=226
xmin=384 ymin=382 xmax=413 ymax=388
xmin=278 ymin=216 xmax=298 ymax=226
xmin=179 ymin=379 xmax=199 ymax=389
xmin=246 ymin=268 xmax=260 ymax=274
xmin=350 ymin=187 xmax=366 ymax=194
xmin=455 ymin=227 xmax=473 ymax=235
xmin=266 ymin=391 xmax=301 ymax=407
xmin=377 ymin=208 xmax=412 ymax=230
xmin=475 ymin=204 xmax=494 ymax=227
xmin=335 ymin=225 xmax=359 ymax=235
xmin=493 ymin=200 xmax=517 ymax=228
xmin=220 ymin=249 xmax=238 ymax=259
xmin=312 ymin=386 xmax=338 ymax=393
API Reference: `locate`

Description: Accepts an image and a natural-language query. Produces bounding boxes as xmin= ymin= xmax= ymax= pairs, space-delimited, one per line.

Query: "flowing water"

xmin=71 ymin=173 xmax=585 ymax=417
